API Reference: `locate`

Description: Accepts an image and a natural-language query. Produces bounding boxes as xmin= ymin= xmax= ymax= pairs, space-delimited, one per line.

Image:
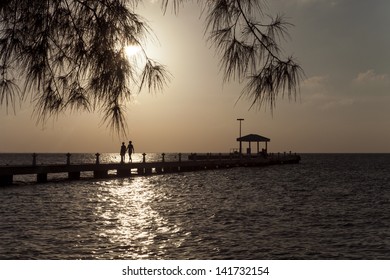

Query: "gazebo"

xmin=237 ymin=134 xmax=270 ymax=154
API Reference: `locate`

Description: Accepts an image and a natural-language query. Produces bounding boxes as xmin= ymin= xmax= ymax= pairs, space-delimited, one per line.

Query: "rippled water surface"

xmin=1 ymin=154 xmax=390 ymax=259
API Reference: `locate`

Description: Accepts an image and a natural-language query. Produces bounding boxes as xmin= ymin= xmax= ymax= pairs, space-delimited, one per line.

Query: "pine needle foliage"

xmin=163 ymin=0 xmax=303 ymax=110
xmin=1 ymin=0 xmax=302 ymax=134
xmin=0 ymin=0 xmax=170 ymax=135
xmin=199 ymin=0 xmax=304 ymax=110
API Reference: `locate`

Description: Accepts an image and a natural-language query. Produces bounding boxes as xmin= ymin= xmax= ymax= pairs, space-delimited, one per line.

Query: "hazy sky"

xmin=1 ymin=0 xmax=390 ymax=153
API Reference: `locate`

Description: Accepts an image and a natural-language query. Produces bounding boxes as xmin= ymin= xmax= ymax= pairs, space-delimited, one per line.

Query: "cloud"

xmin=353 ymin=69 xmax=389 ymax=84
xmin=352 ymin=69 xmax=390 ymax=97
xmin=301 ymin=75 xmax=329 ymax=98
xmin=301 ymin=75 xmax=356 ymax=110
xmin=301 ymin=76 xmax=329 ymax=101
xmin=302 ymin=75 xmax=328 ymax=89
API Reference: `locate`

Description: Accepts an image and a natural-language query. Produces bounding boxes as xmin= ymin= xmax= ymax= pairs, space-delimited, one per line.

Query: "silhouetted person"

xmin=127 ymin=141 xmax=134 ymax=162
xmin=120 ymin=142 xmax=126 ymax=163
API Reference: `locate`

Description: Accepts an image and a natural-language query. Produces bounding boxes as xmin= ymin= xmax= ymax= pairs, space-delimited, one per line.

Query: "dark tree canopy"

xmin=0 ymin=0 xmax=303 ymax=134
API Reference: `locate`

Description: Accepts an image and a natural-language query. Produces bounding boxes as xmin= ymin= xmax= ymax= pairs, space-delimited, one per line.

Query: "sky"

xmin=1 ymin=0 xmax=390 ymax=153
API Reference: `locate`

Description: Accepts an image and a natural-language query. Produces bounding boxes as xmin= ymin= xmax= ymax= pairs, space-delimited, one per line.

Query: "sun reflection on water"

xmin=93 ymin=177 xmax=183 ymax=259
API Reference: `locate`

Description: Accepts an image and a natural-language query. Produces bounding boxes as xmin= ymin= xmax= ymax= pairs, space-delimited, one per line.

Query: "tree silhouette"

xmin=1 ymin=0 xmax=303 ymax=134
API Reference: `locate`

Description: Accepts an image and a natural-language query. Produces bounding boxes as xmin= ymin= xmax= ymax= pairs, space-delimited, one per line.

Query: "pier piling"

xmin=0 ymin=175 xmax=13 ymax=186
xmin=68 ymin=171 xmax=81 ymax=180
xmin=32 ymin=153 xmax=37 ymax=166
xmin=66 ymin=153 xmax=71 ymax=165
xmin=95 ymin=153 xmax=100 ymax=164
xmin=37 ymin=173 xmax=48 ymax=183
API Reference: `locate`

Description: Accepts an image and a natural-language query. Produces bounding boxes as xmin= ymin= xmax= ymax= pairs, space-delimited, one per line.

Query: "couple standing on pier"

xmin=120 ymin=141 xmax=134 ymax=163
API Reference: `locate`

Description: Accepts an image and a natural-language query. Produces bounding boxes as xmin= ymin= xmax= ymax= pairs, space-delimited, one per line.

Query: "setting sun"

xmin=124 ymin=45 xmax=142 ymax=58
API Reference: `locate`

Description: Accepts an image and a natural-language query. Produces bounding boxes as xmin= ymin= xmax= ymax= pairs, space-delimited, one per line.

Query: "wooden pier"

xmin=0 ymin=152 xmax=300 ymax=186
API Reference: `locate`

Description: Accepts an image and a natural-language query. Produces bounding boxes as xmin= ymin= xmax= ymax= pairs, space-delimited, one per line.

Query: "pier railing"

xmin=0 ymin=152 xmax=300 ymax=186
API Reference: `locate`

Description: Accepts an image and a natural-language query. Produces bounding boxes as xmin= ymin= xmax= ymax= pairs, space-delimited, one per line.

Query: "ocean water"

xmin=0 ymin=153 xmax=389 ymax=259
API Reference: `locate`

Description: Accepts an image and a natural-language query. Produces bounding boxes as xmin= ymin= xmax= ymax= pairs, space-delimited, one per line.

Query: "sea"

xmin=0 ymin=153 xmax=389 ymax=260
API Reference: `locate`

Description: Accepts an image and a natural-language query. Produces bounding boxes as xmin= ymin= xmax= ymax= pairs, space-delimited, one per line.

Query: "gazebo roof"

xmin=237 ymin=134 xmax=270 ymax=142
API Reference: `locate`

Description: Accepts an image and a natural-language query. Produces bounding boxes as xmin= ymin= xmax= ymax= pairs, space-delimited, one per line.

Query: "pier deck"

xmin=0 ymin=153 xmax=300 ymax=186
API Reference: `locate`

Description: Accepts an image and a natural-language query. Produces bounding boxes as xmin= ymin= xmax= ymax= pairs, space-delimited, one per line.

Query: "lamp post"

xmin=237 ymin=118 xmax=244 ymax=154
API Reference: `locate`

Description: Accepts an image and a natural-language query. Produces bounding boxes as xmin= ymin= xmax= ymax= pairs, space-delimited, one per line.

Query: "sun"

xmin=124 ymin=45 xmax=142 ymax=58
